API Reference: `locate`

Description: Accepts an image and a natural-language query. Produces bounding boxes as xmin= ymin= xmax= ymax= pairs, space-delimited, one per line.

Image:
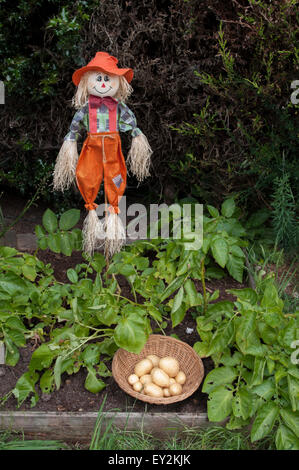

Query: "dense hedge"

xmin=0 ymin=1 xmax=298 ymax=227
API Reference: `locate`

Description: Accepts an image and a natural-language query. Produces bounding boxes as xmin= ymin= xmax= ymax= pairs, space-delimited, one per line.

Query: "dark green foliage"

xmin=196 ymin=279 xmax=299 ymax=450
xmin=271 ymin=173 xmax=298 ymax=251
xmin=0 ymin=0 xmax=298 ymax=231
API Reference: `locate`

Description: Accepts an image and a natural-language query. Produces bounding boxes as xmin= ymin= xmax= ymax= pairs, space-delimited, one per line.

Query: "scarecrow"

xmin=53 ymin=52 xmax=152 ymax=257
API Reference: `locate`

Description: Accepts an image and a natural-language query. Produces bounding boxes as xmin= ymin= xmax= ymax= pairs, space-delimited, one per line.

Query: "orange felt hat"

xmin=72 ymin=52 xmax=134 ymax=86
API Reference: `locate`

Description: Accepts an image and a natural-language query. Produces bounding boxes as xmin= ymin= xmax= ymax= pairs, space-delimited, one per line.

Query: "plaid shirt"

xmin=64 ymin=99 xmax=142 ymax=141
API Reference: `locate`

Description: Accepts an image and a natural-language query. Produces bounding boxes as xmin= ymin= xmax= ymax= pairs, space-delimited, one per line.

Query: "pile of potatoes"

xmin=127 ymin=355 xmax=186 ymax=398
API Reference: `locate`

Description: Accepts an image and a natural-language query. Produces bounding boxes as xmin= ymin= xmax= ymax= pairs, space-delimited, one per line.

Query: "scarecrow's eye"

xmin=96 ymin=75 xmax=102 ymax=82
xmin=104 ymin=75 xmax=110 ymax=82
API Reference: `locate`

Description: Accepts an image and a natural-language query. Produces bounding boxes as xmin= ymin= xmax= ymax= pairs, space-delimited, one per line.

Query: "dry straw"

xmin=112 ymin=334 xmax=204 ymax=405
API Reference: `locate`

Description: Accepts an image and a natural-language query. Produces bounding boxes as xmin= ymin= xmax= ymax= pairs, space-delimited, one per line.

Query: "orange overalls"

xmin=75 ymin=96 xmax=127 ymax=215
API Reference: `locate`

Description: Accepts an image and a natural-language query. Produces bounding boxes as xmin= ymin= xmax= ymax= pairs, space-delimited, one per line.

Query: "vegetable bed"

xmin=0 ymin=249 xmax=244 ymax=413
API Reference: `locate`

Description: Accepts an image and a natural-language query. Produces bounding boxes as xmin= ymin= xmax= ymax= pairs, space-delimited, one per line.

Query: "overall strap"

xmin=88 ymin=95 xmax=118 ymax=133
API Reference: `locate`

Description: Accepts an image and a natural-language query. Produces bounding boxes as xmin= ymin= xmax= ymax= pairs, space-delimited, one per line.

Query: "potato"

xmin=144 ymin=383 xmax=163 ymax=398
xmin=163 ymin=388 xmax=171 ymax=397
xmin=151 ymin=368 xmax=170 ymax=388
xmin=128 ymin=374 xmax=139 ymax=385
xmin=146 ymin=355 xmax=160 ymax=367
xmin=175 ymin=371 xmax=186 ymax=385
xmin=169 ymin=383 xmax=182 ymax=396
xmin=132 ymin=381 xmax=143 ymax=392
xmin=134 ymin=358 xmax=153 ymax=377
xmin=169 ymin=378 xmax=176 ymax=385
xmin=159 ymin=357 xmax=180 ymax=378
xmin=140 ymin=374 xmax=152 ymax=385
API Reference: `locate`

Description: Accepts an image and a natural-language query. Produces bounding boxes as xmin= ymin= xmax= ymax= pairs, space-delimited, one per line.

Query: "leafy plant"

xmin=35 ymin=208 xmax=82 ymax=255
xmin=271 ymin=172 xmax=298 ymax=251
xmin=0 ymin=244 xmax=155 ymax=407
xmin=195 ymin=277 xmax=299 ymax=450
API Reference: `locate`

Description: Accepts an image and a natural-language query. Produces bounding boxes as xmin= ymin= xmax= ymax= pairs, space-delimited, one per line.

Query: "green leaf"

xmin=29 ymin=344 xmax=56 ymax=371
xmin=229 ymin=245 xmax=245 ymax=258
xmin=59 ymin=209 xmax=80 ymax=231
xmin=206 ymin=300 xmax=235 ymax=317
xmin=211 ymin=238 xmax=228 ymax=268
xmin=147 ymin=306 xmax=162 ymax=322
xmin=220 ymin=351 xmax=242 ymax=367
xmin=288 ymin=375 xmax=299 ymax=412
xmin=40 ymin=369 xmax=54 ymax=394
xmin=275 ymin=424 xmax=299 ymax=450
xmin=4 ymin=338 xmax=20 ymax=366
xmin=226 ymin=254 xmax=244 ymax=282
xmin=12 ymin=371 xmax=39 ymax=408
xmin=35 ymin=224 xmax=46 ymax=238
xmin=96 ymin=306 xmax=119 ymax=326
xmin=171 ymin=303 xmax=187 ymax=328
xmin=207 ymin=205 xmax=219 ymax=218
xmin=97 ymin=362 xmax=112 ymax=378
xmin=85 ymin=366 xmax=106 ymax=393
xmin=81 ymin=344 xmax=100 ymax=366
xmin=160 ymin=275 xmax=185 ymax=302
xmin=207 ymin=385 xmax=233 ymax=422
xmin=60 ymin=232 xmax=73 ymax=256
xmin=193 ymin=341 xmax=210 ymax=357
xmin=5 ymin=328 xmax=26 ymax=347
xmin=251 ymin=402 xmax=279 ymax=442
xmin=47 ymin=233 xmax=61 ymax=253
xmin=232 ymin=387 xmax=254 ymax=420
xmin=171 ymin=286 xmax=184 ymax=314
xmin=250 ymin=358 xmax=266 ymax=387
xmin=22 ymin=264 xmax=37 ymax=282
xmin=135 ymin=257 xmax=149 ymax=270
xmin=0 ymin=272 xmax=29 ymax=296
xmin=227 ymin=288 xmax=258 ymax=304
xmin=203 ymin=367 xmax=237 ymax=394
xmin=261 ymin=283 xmax=283 ymax=311
xmin=54 ymin=356 xmax=63 ymax=390
xmin=42 ymin=209 xmax=58 ymax=233
xmin=252 ymin=378 xmax=275 ymax=400
xmin=226 ymin=415 xmax=250 ymax=430
xmin=258 ymin=322 xmax=277 ymax=344
xmin=221 ymin=198 xmax=235 ymax=218
xmin=91 ymin=253 xmax=106 ymax=273
xmin=207 ymin=321 xmax=235 ymax=355
xmin=280 ymin=408 xmax=299 ymax=439
xmin=176 ymin=254 xmax=191 ymax=276
xmin=67 ymin=268 xmax=78 ymax=284
xmin=184 ymin=279 xmax=201 ymax=306
xmin=37 ymin=236 xmax=48 ymax=250
xmin=5 ymin=317 xmax=26 ymax=332
xmin=236 ymin=311 xmax=264 ymax=356
xmin=119 ymin=264 xmax=136 ymax=276
xmin=114 ymin=311 xmax=148 ymax=354
xmin=0 ymin=246 xmax=18 ymax=258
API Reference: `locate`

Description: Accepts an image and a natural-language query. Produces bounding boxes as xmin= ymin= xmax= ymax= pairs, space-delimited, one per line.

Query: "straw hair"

xmin=127 ymin=132 xmax=152 ymax=182
xmin=112 ymin=334 xmax=204 ymax=405
xmin=82 ymin=209 xmax=105 ymax=255
xmin=53 ymin=139 xmax=78 ymax=191
xmin=73 ymin=72 xmax=133 ymax=109
xmin=104 ymin=212 xmax=126 ymax=257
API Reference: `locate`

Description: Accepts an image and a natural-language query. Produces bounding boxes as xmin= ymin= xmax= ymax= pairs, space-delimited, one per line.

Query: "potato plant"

xmin=1 ymin=204 xmax=298 ymax=450
xmin=195 ymin=278 xmax=299 ymax=450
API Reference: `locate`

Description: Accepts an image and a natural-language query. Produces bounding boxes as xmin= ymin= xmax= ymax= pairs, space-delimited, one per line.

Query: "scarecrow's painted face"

xmin=87 ymin=71 xmax=120 ymax=98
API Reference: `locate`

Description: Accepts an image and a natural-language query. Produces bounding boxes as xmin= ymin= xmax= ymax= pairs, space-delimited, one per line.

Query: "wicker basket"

xmin=112 ymin=334 xmax=205 ymax=405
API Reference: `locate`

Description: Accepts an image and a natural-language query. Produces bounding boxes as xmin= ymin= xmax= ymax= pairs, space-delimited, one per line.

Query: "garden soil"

xmin=0 ymin=248 xmax=246 ymax=415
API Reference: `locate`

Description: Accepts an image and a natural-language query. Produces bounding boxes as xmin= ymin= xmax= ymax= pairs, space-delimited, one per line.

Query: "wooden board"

xmin=0 ymin=411 xmax=209 ymax=442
